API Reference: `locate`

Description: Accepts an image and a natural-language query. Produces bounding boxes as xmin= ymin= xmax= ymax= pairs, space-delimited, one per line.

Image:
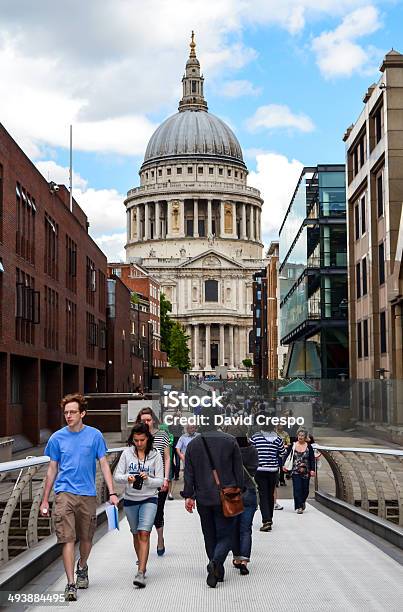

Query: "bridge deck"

xmin=27 ymin=499 xmax=403 ymax=612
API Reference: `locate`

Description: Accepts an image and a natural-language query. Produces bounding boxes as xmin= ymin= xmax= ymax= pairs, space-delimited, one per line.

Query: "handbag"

xmin=283 ymin=443 xmax=296 ymax=472
xmin=201 ymin=435 xmax=244 ymax=518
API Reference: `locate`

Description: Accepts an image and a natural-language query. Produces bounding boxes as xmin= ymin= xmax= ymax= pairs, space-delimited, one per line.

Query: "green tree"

xmin=169 ymin=322 xmax=191 ymax=372
xmin=242 ymin=358 xmax=253 ymax=370
xmin=160 ymin=293 xmax=174 ymax=355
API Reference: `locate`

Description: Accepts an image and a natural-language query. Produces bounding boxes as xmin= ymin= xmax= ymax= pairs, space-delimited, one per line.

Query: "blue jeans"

xmin=197 ymin=504 xmax=237 ymax=568
xmin=232 ymin=489 xmax=257 ymax=561
xmin=292 ymin=475 xmax=310 ymax=510
xmin=124 ymin=498 xmax=158 ymax=533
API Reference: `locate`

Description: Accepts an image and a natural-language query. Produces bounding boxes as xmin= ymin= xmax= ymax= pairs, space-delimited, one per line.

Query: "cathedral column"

xmin=257 ymin=208 xmax=261 ymax=241
xmin=229 ymin=325 xmax=234 ymax=368
xmin=193 ymin=199 xmax=199 ymax=237
xmin=234 ymin=326 xmax=239 ymax=369
xmin=207 ymin=199 xmax=212 ymax=236
xmin=167 ymin=200 xmax=173 ymax=237
xmin=180 ymin=200 xmax=186 ymax=237
xmin=155 ymin=201 xmax=161 ymax=239
xmin=144 ymin=202 xmax=150 ymax=240
xmin=136 ymin=204 xmax=141 ymax=241
xmin=219 ymin=324 xmax=225 ymax=366
xmin=194 ymin=324 xmax=199 ymax=370
xmin=250 ymin=205 xmax=255 ymax=241
xmin=232 ymin=202 xmax=237 ymax=238
xmin=242 ymin=203 xmax=247 ymax=240
xmin=220 ymin=201 xmax=225 ymax=238
xmin=205 ymin=324 xmax=211 ymax=370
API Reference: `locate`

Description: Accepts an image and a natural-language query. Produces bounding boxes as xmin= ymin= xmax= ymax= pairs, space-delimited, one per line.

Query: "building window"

xmin=198 ymin=167 xmax=203 ymax=174
xmin=44 ymin=286 xmax=59 ymax=350
xmin=187 ymin=167 xmax=193 ymax=174
xmin=66 ymin=235 xmax=77 ymax=293
xmin=177 ymin=167 xmax=182 ymax=175
xmin=380 ymin=311 xmax=387 ymax=354
xmin=379 ymin=242 xmax=385 ymax=285
xmin=44 ymin=213 xmax=58 ymax=279
xmin=205 ymin=279 xmax=218 ymax=302
xmin=377 ymin=173 xmax=384 ymax=217
xmin=209 ymin=167 xmax=214 ymax=175
xmin=167 ymin=168 xmax=171 ymax=176
xmin=356 ymin=262 xmax=361 ymax=298
xmin=354 ymin=204 xmax=359 ymax=240
xmin=374 ymin=104 xmax=383 ymax=145
xmin=15 ymin=268 xmax=39 ymax=343
xmin=361 ymin=195 xmax=366 ymax=235
xmin=228 ymin=169 xmax=231 ymax=177
xmin=357 ymin=322 xmax=362 ymax=359
xmin=151 ymin=171 xmax=154 ymax=178
xmin=363 ymin=319 xmax=369 ymax=357
xmin=145 ymin=172 xmax=148 ymax=179
xmin=65 ymin=299 xmax=77 ymax=354
xmin=86 ymin=257 xmax=96 ymax=305
xmin=218 ymin=168 xmax=223 ymax=176
xmin=362 ymin=257 xmax=367 ymax=295
xmin=235 ymin=171 xmax=238 ymax=178
xmin=16 ymin=183 xmax=36 ymax=264
xmin=158 ymin=169 xmax=162 ymax=176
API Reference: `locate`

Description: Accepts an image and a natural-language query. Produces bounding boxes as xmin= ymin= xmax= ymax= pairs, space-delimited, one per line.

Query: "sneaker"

xmin=75 ymin=560 xmax=89 ymax=589
xmin=259 ymin=522 xmax=272 ymax=532
xmin=64 ymin=583 xmax=77 ymax=601
xmin=274 ymin=503 xmax=283 ymax=510
xmin=133 ymin=571 xmax=146 ymax=588
xmin=297 ymin=508 xmax=303 ymax=514
xmin=168 ymin=493 xmax=174 ymax=500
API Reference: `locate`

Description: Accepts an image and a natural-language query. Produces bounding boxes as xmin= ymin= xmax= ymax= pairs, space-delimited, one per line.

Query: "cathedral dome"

xmin=143 ymin=110 xmax=244 ymax=166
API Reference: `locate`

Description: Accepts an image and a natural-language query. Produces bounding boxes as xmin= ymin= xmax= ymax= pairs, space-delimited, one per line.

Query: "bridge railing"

xmin=0 ymin=448 xmax=125 ymax=567
xmin=314 ymin=445 xmax=403 ymax=526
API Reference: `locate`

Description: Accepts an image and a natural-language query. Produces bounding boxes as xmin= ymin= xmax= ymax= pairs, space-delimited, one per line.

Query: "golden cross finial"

xmin=190 ymin=30 xmax=196 ymax=57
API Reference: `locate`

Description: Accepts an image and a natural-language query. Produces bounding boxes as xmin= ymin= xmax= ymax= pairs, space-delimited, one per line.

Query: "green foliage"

xmin=242 ymin=358 xmax=253 ymax=369
xmin=160 ymin=293 xmax=174 ymax=355
xmin=130 ymin=292 xmax=139 ymax=305
xmin=169 ymin=322 xmax=191 ymax=372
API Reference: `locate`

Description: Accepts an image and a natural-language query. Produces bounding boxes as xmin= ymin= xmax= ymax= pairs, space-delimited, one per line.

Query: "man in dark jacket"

xmin=183 ymin=406 xmax=244 ymax=588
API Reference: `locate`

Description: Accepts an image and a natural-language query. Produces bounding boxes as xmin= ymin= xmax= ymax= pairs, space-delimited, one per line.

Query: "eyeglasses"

xmin=64 ymin=411 xmax=80 ymax=416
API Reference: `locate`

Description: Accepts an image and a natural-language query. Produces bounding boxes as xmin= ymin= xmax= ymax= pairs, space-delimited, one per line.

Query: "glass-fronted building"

xmin=279 ymin=165 xmax=348 ymax=378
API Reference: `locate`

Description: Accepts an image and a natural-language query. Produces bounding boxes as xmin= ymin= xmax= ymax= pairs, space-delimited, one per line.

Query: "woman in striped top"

xmin=136 ymin=408 xmax=171 ymax=555
xmin=250 ymin=422 xmax=285 ymax=532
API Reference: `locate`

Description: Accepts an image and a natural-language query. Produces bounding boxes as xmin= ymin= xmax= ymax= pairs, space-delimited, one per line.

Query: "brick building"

xmin=106 ymin=276 xmax=153 ymax=393
xmin=107 ymin=262 xmax=167 ymax=368
xmin=0 ymin=122 xmax=107 ymax=447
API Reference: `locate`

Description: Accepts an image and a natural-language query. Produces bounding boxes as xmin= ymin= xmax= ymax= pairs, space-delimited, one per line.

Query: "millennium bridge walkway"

xmin=0 ymin=431 xmax=402 ymax=611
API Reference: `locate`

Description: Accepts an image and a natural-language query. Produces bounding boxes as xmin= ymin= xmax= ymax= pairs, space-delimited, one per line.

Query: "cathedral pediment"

xmin=177 ymin=249 xmax=245 ymax=270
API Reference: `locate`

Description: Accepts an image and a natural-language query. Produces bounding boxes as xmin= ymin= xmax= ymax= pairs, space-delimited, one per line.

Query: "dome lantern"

xmin=178 ymin=31 xmax=208 ymax=112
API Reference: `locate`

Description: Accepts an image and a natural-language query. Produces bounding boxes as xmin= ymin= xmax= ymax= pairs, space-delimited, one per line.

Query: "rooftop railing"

xmin=127 ymin=181 xmax=261 ymax=198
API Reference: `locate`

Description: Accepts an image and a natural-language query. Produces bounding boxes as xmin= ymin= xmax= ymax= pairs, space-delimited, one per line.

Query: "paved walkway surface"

xmin=25 ymin=499 xmax=403 ymax=612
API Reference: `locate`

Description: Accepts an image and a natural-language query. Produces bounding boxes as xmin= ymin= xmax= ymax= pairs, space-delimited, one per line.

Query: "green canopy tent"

xmin=277 ymin=378 xmax=320 ymax=397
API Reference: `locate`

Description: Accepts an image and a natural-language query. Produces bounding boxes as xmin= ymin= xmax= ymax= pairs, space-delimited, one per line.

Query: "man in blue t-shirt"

xmin=40 ymin=393 xmax=118 ymax=602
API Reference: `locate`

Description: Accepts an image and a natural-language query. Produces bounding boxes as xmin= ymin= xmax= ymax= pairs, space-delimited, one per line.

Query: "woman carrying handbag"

xmin=283 ymin=429 xmax=315 ymax=514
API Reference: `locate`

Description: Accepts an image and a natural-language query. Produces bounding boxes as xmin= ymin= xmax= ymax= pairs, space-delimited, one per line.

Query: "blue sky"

xmin=1 ymin=0 xmax=402 ymax=260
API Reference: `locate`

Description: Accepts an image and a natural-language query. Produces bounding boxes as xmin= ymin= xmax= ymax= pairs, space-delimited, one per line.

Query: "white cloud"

xmin=35 ymin=161 xmax=127 ymax=259
xmin=312 ymin=5 xmax=383 ymax=78
xmin=246 ymin=104 xmax=315 ymax=133
xmin=0 ymin=1 xmax=381 ymax=156
xmin=248 ymin=152 xmax=304 ymax=241
xmin=220 ymin=80 xmax=262 ymax=98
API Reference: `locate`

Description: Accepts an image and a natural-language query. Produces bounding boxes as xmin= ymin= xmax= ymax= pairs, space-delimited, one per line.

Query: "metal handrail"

xmin=314 ymin=444 xmax=403 ymax=456
xmin=0 ymin=447 xmax=127 ymax=474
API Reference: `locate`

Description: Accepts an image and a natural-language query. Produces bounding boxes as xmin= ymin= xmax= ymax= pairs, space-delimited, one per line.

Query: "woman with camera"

xmin=114 ymin=423 xmax=164 ymax=588
xmin=283 ymin=428 xmax=315 ymax=514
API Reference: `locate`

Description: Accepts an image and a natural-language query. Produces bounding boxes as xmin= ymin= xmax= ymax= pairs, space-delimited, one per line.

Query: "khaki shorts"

xmin=53 ymin=492 xmax=97 ymax=543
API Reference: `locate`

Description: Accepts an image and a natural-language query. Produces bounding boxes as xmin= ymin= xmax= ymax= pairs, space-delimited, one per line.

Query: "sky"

xmin=1 ymin=0 xmax=402 ymax=261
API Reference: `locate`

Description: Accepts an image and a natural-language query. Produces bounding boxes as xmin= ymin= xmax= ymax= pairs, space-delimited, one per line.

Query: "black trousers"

xmin=255 ymin=471 xmax=278 ymax=523
xmin=154 ymin=489 xmax=168 ymax=529
xmin=197 ymin=504 xmax=236 ymax=569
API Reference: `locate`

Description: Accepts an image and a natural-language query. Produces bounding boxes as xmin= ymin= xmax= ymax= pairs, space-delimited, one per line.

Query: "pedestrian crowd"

xmin=40 ymin=391 xmax=316 ymax=600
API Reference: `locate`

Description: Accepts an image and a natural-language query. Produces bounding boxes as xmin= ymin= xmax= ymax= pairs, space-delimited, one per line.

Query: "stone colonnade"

xmin=128 ymin=199 xmax=262 ymax=242
xmin=184 ymin=322 xmax=251 ymax=371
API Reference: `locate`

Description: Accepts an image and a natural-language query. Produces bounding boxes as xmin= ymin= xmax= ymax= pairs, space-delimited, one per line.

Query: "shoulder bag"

xmin=201 ymin=435 xmax=244 ymax=518
xmin=283 ymin=442 xmax=296 ymax=472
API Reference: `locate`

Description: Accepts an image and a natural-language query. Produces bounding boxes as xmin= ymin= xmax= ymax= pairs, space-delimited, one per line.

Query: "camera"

xmin=132 ymin=474 xmax=143 ymax=490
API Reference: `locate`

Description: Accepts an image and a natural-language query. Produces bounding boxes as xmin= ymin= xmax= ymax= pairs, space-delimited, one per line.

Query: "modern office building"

xmin=124 ymin=34 xmax=264 ymax=374
xmin=0 ymin=123 xmax=107 ymax=447
xmin=279 ymin=165 xmax=349 ymax=379
xmin=344 ymin=50 xmax=403 ymax=379
xmin=252 ymin=269 xmax=268 ymax=379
